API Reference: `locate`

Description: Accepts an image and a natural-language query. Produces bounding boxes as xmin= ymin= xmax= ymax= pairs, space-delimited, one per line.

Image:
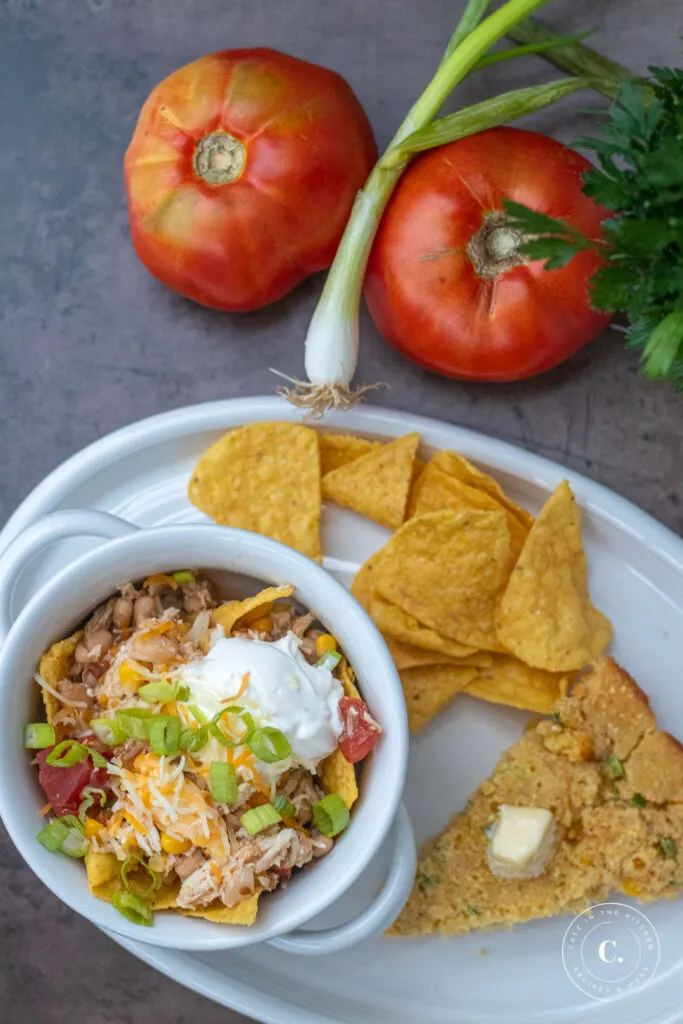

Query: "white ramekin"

xmin=0 ymin=510 xmax=414 ymax=953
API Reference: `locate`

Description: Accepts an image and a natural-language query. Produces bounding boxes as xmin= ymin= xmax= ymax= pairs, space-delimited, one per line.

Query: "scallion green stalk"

xmin=279 ymin=0 xmax=554 ymax=414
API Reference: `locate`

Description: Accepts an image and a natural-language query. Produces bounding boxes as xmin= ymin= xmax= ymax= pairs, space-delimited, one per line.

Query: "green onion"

xmin=121 ymin=853 xmax=161 ymax=900
xmin=78 ymin=786 xmax=107 ymax=822
xmin=45 ymin=740 xmax=90 ymax=767
xmin=272 ymin=794 xmax=296 ymax=818
xmin=604 ymin=754 xmax=625 ymax=779
xmin=248 ymin=726 xmax=291 ymax=764
xmin=91 ymin=717 xmax=127 ymax=746
xmin=149 ymin=716 xmax=182 ymax=755
xmin=115 ymin=708 xmax=154 ymax=741
xmin=180 ymin=725 xmax=208 ymax=753
xmin=210 ymin=761 xmax=238 ymax=803
xmin=315 ymin=650 xmax=342 ymax=671
xmin=24 ymin=723 xmax=56 ymax=749
xmin=278 ymin=0 xmax=557 ymax=414
xmin=138 ymin=680 xmax=190 ymax=704
xmin=37 ymin=816 xmax=87 ymax=858
xmin=188 ymin=704 xmax=208 ymax=725
xmin=313 ymin=794 xmax=350 ymax=837
xmin=37 ymin=819 xmax=70 ymax=852
xmin=173 ymin=570 xmax=195 ymax=584
xmin=209 ymin=706 xmax=255 ymax=748
xmin=240 ymin=803 xmax=282 ymax=835
xmin=632 ymin=792 xmax=647 ymax=808
xmin=89 ymin=749 xmax=107 ymax=768
xmin=112 ymin=890 xmax=153 ymax=927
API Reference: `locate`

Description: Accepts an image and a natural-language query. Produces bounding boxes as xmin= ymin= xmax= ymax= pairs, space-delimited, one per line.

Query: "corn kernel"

xmin=84 ymin=818 xmax=105 ymax=840
xmin=250 ymin=616 xmax=273 ymax=633
xmin=315 ymin=633 xmax=337 ymax=657
xmin=119 ymin=662 xmax=144 ymax=688
xmin=161 ymin=831 xmax=191 ymax=854
xmin=621 ymin=877 xmax=641 ymax=897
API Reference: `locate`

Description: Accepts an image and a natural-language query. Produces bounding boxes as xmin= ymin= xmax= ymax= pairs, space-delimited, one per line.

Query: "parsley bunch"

xmin=503 ymin=39 xmax=683 ymax=387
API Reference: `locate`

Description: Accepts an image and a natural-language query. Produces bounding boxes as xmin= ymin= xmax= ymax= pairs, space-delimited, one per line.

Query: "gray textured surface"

xmin=1 ymin=0 xmax=681 ymax=1021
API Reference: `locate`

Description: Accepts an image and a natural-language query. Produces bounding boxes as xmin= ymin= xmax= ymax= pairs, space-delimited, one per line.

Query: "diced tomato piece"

xmin=35 ymin=748 xmax=109 ymax=816
xmin=337 ymin=696 xmax=382 ymax=764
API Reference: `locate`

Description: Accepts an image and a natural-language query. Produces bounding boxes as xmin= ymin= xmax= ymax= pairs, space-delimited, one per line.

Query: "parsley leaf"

xmin=504 ymin=68 xmax=683 ymax=388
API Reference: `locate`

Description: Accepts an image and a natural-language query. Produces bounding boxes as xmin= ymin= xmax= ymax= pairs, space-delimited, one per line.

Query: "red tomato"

xmin=365 ymin=128 xmax=611 ymax=381
xmin=125 ymin=49 xmax=377 ymax=311
xmin=337 ymin=697 xmax=382 ymax=764
xmin=36 ymin=749 xmax=108 ymax=816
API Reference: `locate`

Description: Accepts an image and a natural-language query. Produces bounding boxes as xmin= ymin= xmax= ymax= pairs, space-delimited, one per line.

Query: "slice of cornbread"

xmin=391 ymin=658 xmax=683 ymax=936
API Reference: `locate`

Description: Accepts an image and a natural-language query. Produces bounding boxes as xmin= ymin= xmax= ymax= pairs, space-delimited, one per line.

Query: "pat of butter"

xmin=488 ymin=805 xmax=556 ymax=879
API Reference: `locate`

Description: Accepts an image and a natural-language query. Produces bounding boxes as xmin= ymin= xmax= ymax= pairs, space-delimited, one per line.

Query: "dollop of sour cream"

xmin=177 ymin=633 xmax=344 ymax=763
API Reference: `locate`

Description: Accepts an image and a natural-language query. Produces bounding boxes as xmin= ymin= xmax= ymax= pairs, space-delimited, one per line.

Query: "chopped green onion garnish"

xmin=605 ymin=754 xmax=625 ymax=779
xmin=45 ymin=740 xmax=90 ymax=767
xmin=112 ymin=890 xmax=153 ymax=927
xmin=315 ymin=650 xmax=342 ymax=671
xmin=240 ymin=803 xmax=282 ymax=835
xmin=37 ymin=816 xmax=87 ymax=857
xmin=115 ymin=708 xmax=154 ymax=741
xmin=180 ymin=725 xmax=208 ymax=753
xmin=91 ymin=717 xmax=126 ymax=746
xmin=149 ymin=715 xmax=182 ymax=755
xmin=209 ymin=706 xmax=255 ymax=748
xmin=89 ymin=748 xmax=107 ymax=768
xmin=632 ymin=792 xmax=647 ymax=808
xmin=172 ymin=570 xmax=195 ymax=584
xmin=188 ymin=704 xmax=208 ymax=725
xmin=272 ymin=794 xmax=296 ymax=818
xmin=210 ymin=761 xmax=238 ymax=803
xmin=37 ymin=819 xmax=69 ymax=852
xmin=121 ymin=853 xmax=161 ymax=900
xmin=24 ymin=723 xmax=56 ymax=749
xmin=138 ymin=680 xmax=189 ymax=704
xmin=248 ymin=726 xmax=291 ymax=764
xmin=313 ymin=794 xmax=350 ymax=837
xmin=78 ymin=786 xmax=107 ymax=823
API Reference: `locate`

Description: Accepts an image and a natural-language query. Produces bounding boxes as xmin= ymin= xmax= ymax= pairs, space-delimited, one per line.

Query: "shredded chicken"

xmin=182 ymin=578 xmax=216 ymax=615
xmin=171 ymin=849 xmax=206 ymax=880
xmin=278 ymin=768 xmax=324 ymax=825
xmin=177 ymin=860 xmax=222 ymax=909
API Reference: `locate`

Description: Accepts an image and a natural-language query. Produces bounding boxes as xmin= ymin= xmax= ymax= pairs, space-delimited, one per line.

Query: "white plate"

xmin=2 ymin=396 xmax=683 ymax=1024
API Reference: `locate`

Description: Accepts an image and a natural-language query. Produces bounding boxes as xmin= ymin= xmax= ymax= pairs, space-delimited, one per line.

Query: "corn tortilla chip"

xmin=39 ymin=631 xmax=83 ymax=727
xmin=369 ymin=596 xmax=478 ymax=659
xmin=384 ymin=635 xmax=492 ymax=671
xmin=410 ymin=462 xmax=528 ymax=564
xmin=400 ymin=664 xmax=478 ymax=732
xmin=85 ymin=849 xmax=258 ymax=924
xmin=318 ymin=433 xmax=382 ymax=476
xmin=465 ymin=655 xmax=572 ymax=714
xmin=179 ymin=893 xmax=260 ymax=925
xmin=430 ymin=450 xmax=534 ymax=532
xmin=188 ymin=422 xmax=322 ymax=561
xmin=318 ymin=658 xmax=360 ymax=809
xmin=495 ymin=481 xmax=612 ymax=671
xmin=373 ymin=510 xmax=511 ymax=652
xmin=350 ymin=551 xmax=383 ymax=612
xmin=322 ymin=433 xmax=419 ymax=530
xmin=212 ymin=584 xmax=294 ymax=633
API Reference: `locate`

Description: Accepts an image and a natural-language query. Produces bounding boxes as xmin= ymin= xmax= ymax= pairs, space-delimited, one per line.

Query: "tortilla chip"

xmin=212 ymin=584 xmax=294 ymax=632
xmin=400 ymin=664 xmax=478 ymax=732
xmin=430 ymin=450 xmax=534 ymax=532
xmin=179 ymin=893 xmax=260 ymax=925
xmin=318 ymin=433 xmax=382 ymax=476
xmin=384 ymin=636 xmax=492 ymax=672
xmin=495 ymin=481 xmax=612 ymax=671
xmin=370 ymin=597 xmax=478 ymax=659
xmin=372 ymin=510 xmax=511 ymax=652
xmin=188 ymin=422 xmax=322 ymax=561
xmin=338 ymin=657 xmax=361 ymax=700
xmin=322 ymin=433 xmax=419 ymax=530
xmin=149 ymin=883 xmax=182 ymax=910
xmin=85 ymin=849 xmax=120 ymax=889
xmin=38 ymin=631 xmax=83 ymax=726
xmin=410 ymin=462 xmax=529 ymax=564
xmin=320 ymin=746 xmax=358 ymax=809
xmin=465 ymin=655 xmax=572 ymax=714
xmin=350 ymin=550 xmax=383 ymax=612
